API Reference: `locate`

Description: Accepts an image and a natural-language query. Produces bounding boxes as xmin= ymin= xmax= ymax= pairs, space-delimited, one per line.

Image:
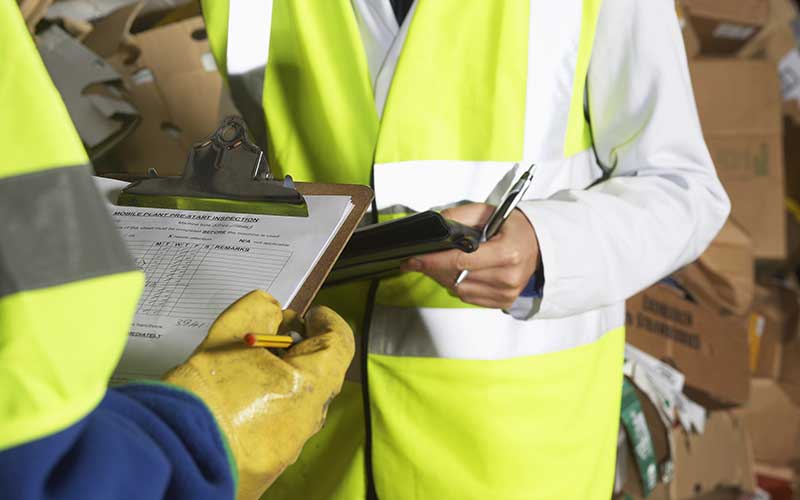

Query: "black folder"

xmin=326 ymin=211 xmax=482 ymax=285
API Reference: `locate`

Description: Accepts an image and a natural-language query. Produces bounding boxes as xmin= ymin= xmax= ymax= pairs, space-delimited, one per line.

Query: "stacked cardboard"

xmin=615 ymin=373 xmax=759 ymax=499
xmin=94 ymin=14 xmax=224 ymax=177
xmin=618 ymin=1 xmax=800 ymax=498
xmin=34 ymin=0 xmax=225 ymax=178
xmin=626 ymin=283 xmax=750 ymax=407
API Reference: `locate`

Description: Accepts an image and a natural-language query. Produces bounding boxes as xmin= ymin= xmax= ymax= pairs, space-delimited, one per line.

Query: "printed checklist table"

xmin=127 ymin=240 xmax=292 ymax=320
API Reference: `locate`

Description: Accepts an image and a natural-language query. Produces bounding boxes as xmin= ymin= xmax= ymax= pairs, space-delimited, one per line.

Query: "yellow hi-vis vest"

xmin=204 ymin=1 xmax=624 ymax=498
xmin=0 ymin=3 xmax=143 ymax=451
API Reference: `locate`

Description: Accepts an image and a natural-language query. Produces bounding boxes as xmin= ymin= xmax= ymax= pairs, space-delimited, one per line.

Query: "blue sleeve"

xmin=0 ymin=383 xmax=236 ymax=500
xmin=519 ymin=262 xmax=545 ymax=298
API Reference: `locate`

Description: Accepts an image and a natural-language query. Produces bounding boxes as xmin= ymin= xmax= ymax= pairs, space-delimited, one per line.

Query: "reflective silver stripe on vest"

xmin=373 ymin=153 xmax=599 ymax=214
xmin=226 ymin=0 xmax=273 ymax=150
xmin=0 ymin=165 xmax=137 ymax=299
xmin=370 ymin=152 xmax=611 ymax=360
xmin=368 ymin=302 xmax=624 ymax=360
xmin=373 ymin=160 xmax=519 ymax=213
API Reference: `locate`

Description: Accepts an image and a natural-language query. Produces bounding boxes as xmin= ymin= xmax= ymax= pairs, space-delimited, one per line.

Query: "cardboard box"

xmin=750 ymin=285 xmax=799 ymax=378
xmin=736 ymin=379 xmax=800 ymax=467
xmin=671 ymin=411 xmax=757 ymax=499
xmin=674 ymin=219 xmax=755 ymax=316
xmin=690 ymin=60 xmax=787 ymax=260
xmin=739 ymin=0 xmax=800 ymax=125
xmin=682 ymin=0 xmax=770 ymax=56
xmin=780 ymin=336 xmax=800 ymax=404
xmin=626 ymin=283 xmax=750 ymax=406
xmin=755 ymin=463 xmax=798 ymax=500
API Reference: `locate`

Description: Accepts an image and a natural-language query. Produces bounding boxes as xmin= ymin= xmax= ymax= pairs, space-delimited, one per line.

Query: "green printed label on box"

xmin=620 ymin=378 xmax=658 ymax=496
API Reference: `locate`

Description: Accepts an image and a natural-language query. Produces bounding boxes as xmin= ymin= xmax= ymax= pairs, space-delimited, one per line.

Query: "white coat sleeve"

xmin=513 ymin=0 xmax=730 ymax=319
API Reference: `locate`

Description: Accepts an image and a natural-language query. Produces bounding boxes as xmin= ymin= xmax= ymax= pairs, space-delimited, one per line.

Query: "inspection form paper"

xmin=93 ymin=177 xmax=353 ymax=381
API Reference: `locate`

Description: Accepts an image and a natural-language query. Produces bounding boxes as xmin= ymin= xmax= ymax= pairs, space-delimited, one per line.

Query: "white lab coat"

xmin=353 ymin=0 xmax=730 ymax=322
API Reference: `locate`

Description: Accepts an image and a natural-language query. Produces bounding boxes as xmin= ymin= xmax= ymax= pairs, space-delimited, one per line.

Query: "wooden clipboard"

xmin=286 ymin=182 xmax=373 ymax=314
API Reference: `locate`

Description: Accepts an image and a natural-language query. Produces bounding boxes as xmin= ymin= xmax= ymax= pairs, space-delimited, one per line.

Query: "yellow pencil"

xmin=244 ymin=333 xmax=294 ymax=348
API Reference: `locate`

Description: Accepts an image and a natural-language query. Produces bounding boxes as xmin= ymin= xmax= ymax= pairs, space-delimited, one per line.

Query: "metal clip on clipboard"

xmin=114 ymin=116 xmax=373 ymax=314
xmin=118 ymin=116 xmax=308 ymax=217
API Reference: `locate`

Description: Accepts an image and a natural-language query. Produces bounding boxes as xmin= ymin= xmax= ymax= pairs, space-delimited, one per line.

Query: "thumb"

xmin=283 ymin=306 xmax=355 ymax=380
xmin=200 ymin=290 xmax=282 ymax=351
xmin=278 ymin=309 xmax=305 ymax=337
xmin=441 ymin=203 xmax=495 ymax=228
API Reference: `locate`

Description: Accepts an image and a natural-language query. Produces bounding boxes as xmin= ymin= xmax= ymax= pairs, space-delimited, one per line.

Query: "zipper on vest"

xmin=361 ymin=279 xmax=379 ymax=500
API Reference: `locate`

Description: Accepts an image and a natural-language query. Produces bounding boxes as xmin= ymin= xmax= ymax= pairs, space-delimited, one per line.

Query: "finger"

xmin=278 ymin=309 xmax=305 ymax=337
xmin=405 ymin=252 xmax=504 ymax=291
xmin=459 ymin=264 xmax=532 ymax=291
xmin=203 ymin=290 xmax=283 ymax=349
xmin=462 ymin=296 xmax=508 ymax=309
xmin=304 ymin=306 xmax=354 ymax=341
xmin=453 ymin=281 xmax=520 ymax=309
xmin=401 ymin=252 xmax=463 ymax=289
xmin=402 ymin=248 xmax=459 ymax=274
xmin=409 ymin=240 xmax=521 ymax=281
xmin=440 ymin=203 xmax=495 ymax=228
xmin=283 ymin=306 xmax=355 ymax=382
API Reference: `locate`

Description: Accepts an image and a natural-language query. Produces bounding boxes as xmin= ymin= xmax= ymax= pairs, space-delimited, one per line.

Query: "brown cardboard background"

xmin=674 ymin=219 xmax=755 ymax=315
xmin=690 ymin=60 xmax=786 ymax=259
xmin=736 ymin=378 xmax=800 ymax=467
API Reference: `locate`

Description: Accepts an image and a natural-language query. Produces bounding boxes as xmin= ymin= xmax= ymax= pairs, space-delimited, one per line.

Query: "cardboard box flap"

xmin=674 ymin=219 xmax=755 ymax=315
xmin=36 ymin=25 xmax=139 ymax=153
xmin=19 ymin=0 xmax=53 ymax=32
xmin=749 ymin=284 xmax=800 ymax=379
xmin=684 ymin=0 xmax=770 ymax=26
xmin=682 ymin=0 xmax=770 ymax=55
xmin=81 ymin=1 xmax=145 ymax=58
xmin=739 ymin=0 xmax=799 ymax=60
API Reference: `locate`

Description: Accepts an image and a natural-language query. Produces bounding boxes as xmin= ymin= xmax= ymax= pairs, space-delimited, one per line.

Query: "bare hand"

xmin=400 ymin=203 xmax=540 ymax=309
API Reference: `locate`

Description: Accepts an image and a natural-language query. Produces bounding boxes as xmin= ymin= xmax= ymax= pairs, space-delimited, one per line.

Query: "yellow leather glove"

xmin=163 ymin=290 xmax=354 ymax=500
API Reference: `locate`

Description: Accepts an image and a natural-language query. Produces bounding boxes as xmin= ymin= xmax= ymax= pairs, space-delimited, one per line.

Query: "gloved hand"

xmin=163 ymin=290 xmax=354 ymax=500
